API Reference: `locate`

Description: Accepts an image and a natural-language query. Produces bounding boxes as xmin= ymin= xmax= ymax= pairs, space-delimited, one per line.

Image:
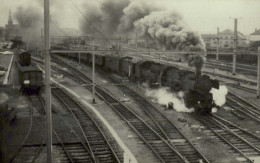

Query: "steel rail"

xmin=200 ymin=117 xmax=258 ymax=163
xmin=51 ymin=56 xmax=188 ymax=162
xmin=212 ymin=115 xmax=260 ymax=150
xmin=52 ymin=87 xmax=121 ymax=163
xmin=9 ymin=99 xmax=34 ymax=162
xmin=107 ymin=75 xmax=210 ymax=163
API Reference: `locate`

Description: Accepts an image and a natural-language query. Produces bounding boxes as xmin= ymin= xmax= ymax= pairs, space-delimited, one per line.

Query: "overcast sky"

xmin=0 ymin=0 xmax=260 ymax=35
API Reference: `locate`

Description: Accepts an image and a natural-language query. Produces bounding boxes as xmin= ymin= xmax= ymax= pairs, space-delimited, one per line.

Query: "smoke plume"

xmin=143 ymin=84 xmax=194 ymax=113
xmin=80 ymin=0 xmax=206 ymax=52
xmin=134 ymin=11 xmax=205 ymax=51
xmin=119 ymin=1 xmax=162 ymax=33
xmin=187 ymin=53 xmax=206 ymax=75
xmin=210 ymin=85 xmax=228 ymax=107
xmin=14 ymin=6 xmax=43 ymax=49
xmin=80 ymin=0 xmax=129 ymax=36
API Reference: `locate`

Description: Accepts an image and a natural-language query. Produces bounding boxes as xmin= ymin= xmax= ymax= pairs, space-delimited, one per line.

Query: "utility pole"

xmin=216 ymin=27 xmax=219 ymax=61
xmin=44 ymin=0 xmax=52 ymax=162
xmin=41 ymin=28 xmax=43 ymax=58
xmin=232 ymin=18 xmax=238 ymax=75
xmin=257 ymin=47 xmax=260 ymax=98
xmin=92 ymin=45 xmax=96 ymax=103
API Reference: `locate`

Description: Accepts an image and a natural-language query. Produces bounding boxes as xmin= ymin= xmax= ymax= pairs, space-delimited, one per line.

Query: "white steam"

xmin=144 ymin=85 xmax=194 ymax=113
xmin=210 ymin=85 xmax=228 ymax=107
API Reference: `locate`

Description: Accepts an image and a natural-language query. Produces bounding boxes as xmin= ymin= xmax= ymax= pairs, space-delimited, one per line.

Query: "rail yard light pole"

xmin=92 ymin=45 xmax=96 ymax=103
xmin=257 ymin=47 xmax=260 ymax=98
xmin=44 ymin=0 xmax=52 ymax=162
xmin=216 ymin=27 xmax=219 ymax=61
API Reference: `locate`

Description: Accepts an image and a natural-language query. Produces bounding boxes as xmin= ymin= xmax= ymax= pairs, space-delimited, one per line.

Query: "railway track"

xmin=226 ymin=91 xmax=260 ymax=123
xmin=200 ymin=115 xmax=260 ymax=163
xmin=35 ymin=55 xmax=260 ymax=162
xmin=52 ymin=88 xmax=122 ymax=163
xmin=106 ymin=75 xmax=209 ymax=163
xmin=10 ymin=96 xmax=45 ymax=163
xmin=226 ymin=83 xmax=256 ymax=94
xmin=49 ymin=56 xmax=211 ymax=162
xmin=212 ymin=115 xmax=260 ymax=150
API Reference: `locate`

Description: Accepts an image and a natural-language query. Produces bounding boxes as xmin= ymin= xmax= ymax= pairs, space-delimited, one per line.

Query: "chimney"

xmin=256 ymin=28 xmax=258 ymax=32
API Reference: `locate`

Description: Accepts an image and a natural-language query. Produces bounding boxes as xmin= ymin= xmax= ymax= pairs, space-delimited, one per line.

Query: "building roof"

xmin=201 ymin=34 xmax=215 ymax=38
xmin=250 ymin=29 xmax=260 ymax=35
xmin=219 ymin=29 xmax=244 ymax=36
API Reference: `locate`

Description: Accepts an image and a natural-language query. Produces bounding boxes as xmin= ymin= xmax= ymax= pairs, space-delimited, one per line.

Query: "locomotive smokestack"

xmin=188 ymin=53 xmax=205 ymax=77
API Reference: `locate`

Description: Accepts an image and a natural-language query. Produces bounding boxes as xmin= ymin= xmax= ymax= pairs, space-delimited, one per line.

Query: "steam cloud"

xmin=210 ymin=85 xmax=228 ymax=110
xmin=143 ymin=84 xmax=194 ymax=113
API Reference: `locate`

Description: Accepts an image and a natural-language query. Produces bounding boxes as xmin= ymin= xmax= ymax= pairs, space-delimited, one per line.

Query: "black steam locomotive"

xmin=55 ymin=52 xmax=219 ymax=115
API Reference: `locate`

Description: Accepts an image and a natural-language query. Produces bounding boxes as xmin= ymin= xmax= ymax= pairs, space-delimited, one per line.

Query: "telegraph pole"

xmin=232 ymin=18 xmax=238 ymax=75
xmin=216 ymin=27 xmax=219 ymax=61
xmin=257 ymin=47 xmax=260 ymax=98
xmin=92 ymin=45 xmax=96 ymax=103
xmin=44 ymin=0 xmax=52 ymax=162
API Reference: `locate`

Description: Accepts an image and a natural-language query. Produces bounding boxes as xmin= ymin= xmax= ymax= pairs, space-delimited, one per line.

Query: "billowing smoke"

xmin=80 ymin=0 xmax=205 ymax=52
xmin=143 ymin=84 xmax=194 ymax=113
xmin=80 ymin=0 xmax=129 ymax=36
xmin=119 ymin=1 xmax=162 ymax=33
xmin=14 ymin=6 xmax=43 ymax=49
xmin=134 ymin=11 xmax=206 ymax=51
xmin=210 ymin=85 xmax=228 ymax=109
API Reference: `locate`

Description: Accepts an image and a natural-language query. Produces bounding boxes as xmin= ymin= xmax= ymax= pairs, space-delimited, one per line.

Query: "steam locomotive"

xmin=55 ymin=52 xmax=219 ymax=115
xmin=15 ymin=49 xmax=43 ymax=93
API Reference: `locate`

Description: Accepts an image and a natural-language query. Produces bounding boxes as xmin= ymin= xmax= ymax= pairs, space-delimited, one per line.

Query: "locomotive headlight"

xmin=24 ymin=80 xmax=30 ymax=84
xmin=198 ymin=101 xmax=200 ymax=104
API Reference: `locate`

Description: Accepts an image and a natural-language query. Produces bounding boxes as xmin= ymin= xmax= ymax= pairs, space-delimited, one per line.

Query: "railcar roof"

xmin=18 ymin=64 xmax=42 ymax=72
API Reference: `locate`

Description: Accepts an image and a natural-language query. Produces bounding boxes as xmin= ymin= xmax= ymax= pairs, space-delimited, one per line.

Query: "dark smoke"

xmin=118 ymin=1 xmax=162 ymax=33
xmin=187 ymin=53 xmax=206 ymax=75
xmin=134 ymin=11 xmax=205 ymax=51
xmin=79 ymin=0 xmax=206 ymax=72
xmin=14 ymin=6 xmax=43 ymax=49
xmin=80 ymin=0 xmax=129 ymax=36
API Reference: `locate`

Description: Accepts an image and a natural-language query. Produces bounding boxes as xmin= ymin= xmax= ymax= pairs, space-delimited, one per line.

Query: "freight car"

xmin=53 ymin=52 xmax=220 ymax=114
xmin=17 ymin=63 xmax=43 ymax=93
xmin=15 ymin=49 xmax=43 ymax=94
xmin=16 ymin=50 xmax=31 ymax=66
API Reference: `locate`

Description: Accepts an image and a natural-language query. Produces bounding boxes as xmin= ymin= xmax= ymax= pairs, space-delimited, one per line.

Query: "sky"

xmin=0 ymin=0 xmax=260 ymax=35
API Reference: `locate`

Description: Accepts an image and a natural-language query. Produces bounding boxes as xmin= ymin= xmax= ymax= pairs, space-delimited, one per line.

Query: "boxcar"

xmin=89 ymin=54 xmax=105 ymax=66
xmin=17 ymin=50 xmax=31 ymax=66
xmin=17 ymin=64 xmax=43 ymax=91
xmin=119 ymin=56 xmax=137 ymax=78
xmin=105 ymin=55 xmax=120 ymax=72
